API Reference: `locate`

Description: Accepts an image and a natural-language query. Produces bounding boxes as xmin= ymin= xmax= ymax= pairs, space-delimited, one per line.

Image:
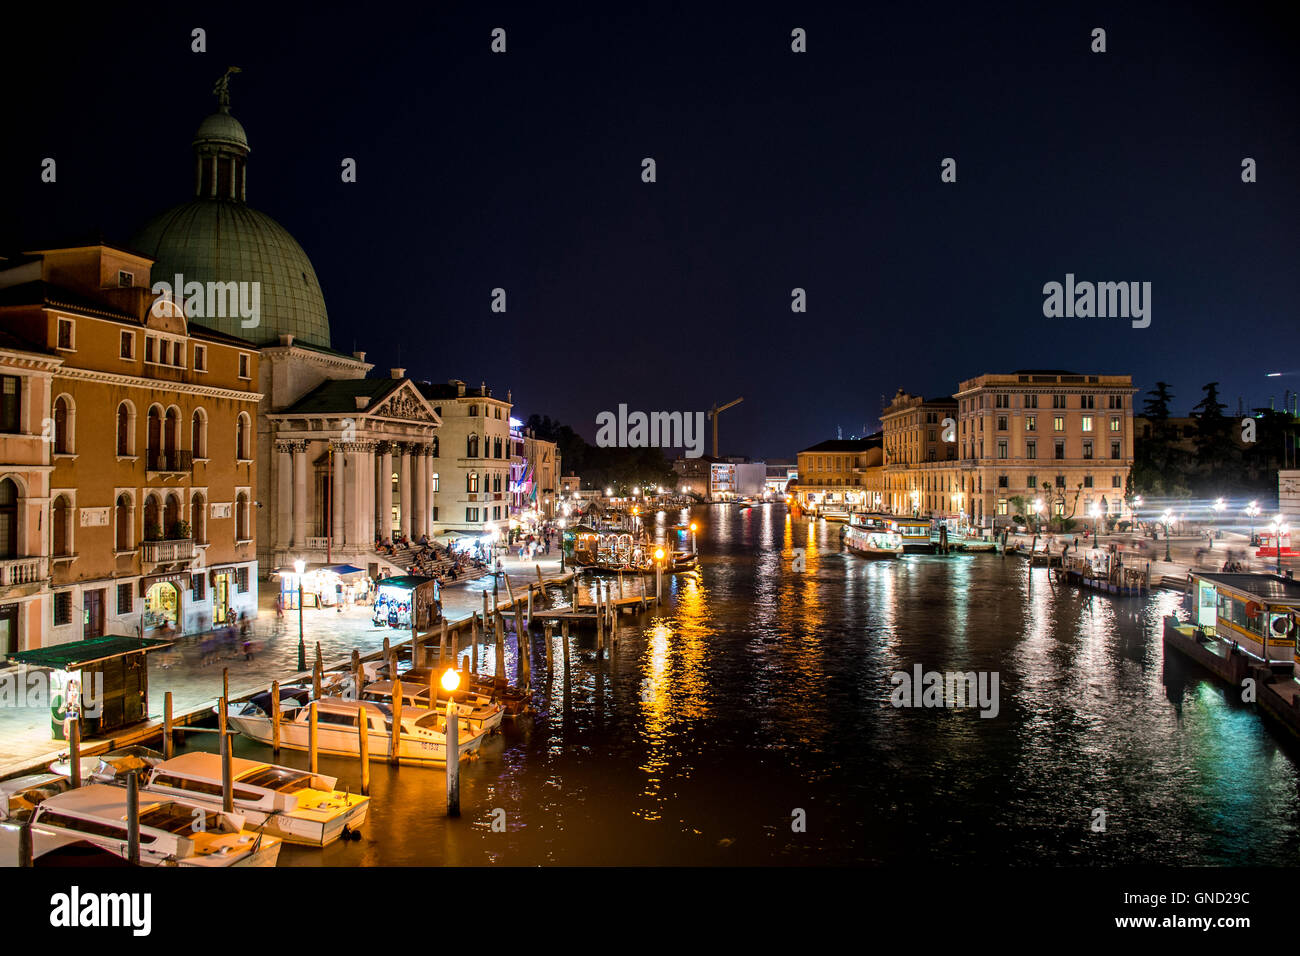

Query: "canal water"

xmin=208 ymin=504 xmax=1300 ymax=865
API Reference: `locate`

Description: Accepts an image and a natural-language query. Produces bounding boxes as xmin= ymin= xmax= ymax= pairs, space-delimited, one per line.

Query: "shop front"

xmin=372 ymin=574 xmax=438 ymax=630
xmin=140 ymin=573 xmax=187 ymax=635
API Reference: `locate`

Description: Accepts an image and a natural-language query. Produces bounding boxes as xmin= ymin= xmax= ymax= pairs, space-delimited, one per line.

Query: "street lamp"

xmin=689 ymin=521 xmax=698 ymax=555
xmin=1162 ymin=509 xmax=1173 ymax=562
xmin=1089 ymin=502 xmax=1102 ymax=543
xmin=1211 ymin=497 xmax=1225 ymax=550
xmin=1246 ymin=500 xmax=1260 ymax=545
xmin=294 ymin=559 xmax=306 ymax=672
xmin=1271 ymin=515 xmax=1289 ymax=575
xmin=1132 ymin=494 xmax=1142 ymax=533
xmin=1032 ymin=498 xmax=1043 ymax=533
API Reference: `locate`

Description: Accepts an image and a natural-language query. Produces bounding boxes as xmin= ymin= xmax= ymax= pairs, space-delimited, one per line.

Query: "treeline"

xmin=1132 ymin=381 xmax=1298 ymax=499
xmin=526 ymin=414 xmax=676 ymax=492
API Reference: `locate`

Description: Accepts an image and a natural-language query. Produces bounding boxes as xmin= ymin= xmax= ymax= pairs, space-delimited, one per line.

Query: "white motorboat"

xmin=361 ymin=678 xmax=505 ymax=735
xmin=223 ymin=696 xmax=486 ymax=767
xmin=0 ymin=783 xmax=281 ymax=867
xmin=121 ymin=752 xmax=368 ymax=847
xmin=843 ymin=519 xmax=904 ymax=558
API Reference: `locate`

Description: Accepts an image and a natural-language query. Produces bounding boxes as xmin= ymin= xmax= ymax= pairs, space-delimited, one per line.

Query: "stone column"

xmin=398 ymin=444 xmax=412 ymax=540
xmin=420 ymin=446 xmax=433 ymax=537
xmin=292 ymin=441 xmax=308 ymax=549
xmin=276 ymin=441 xmax=293 ymax=549
xmin=379 ymin=443 xmax=393 ymax=540
xmin=413 ymin=444 xmax=428 ymax=541
xmin=361 ymin=442 xmax=375 ymax=548
xmin=332 ymin=442 xmax=345 ymax=545
xmin=344 ymin=444 xmax=360 ymax=548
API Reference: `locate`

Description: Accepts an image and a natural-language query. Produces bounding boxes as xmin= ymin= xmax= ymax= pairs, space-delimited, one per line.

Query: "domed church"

xmin=132 ymin=72 xmax=447 ymax=577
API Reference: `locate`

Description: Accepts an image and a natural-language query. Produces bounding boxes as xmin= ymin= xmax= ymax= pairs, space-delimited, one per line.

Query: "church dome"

xmin=131 ymin=72 xmax=331 ymax=349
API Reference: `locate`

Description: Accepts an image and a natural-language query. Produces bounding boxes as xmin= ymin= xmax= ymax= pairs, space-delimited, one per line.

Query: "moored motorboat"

xmin=361 ymin=675 xmax=505 ymax=735
xmin=121 ymin=751 xmax=368 ymax=847
xmin=843 ymin=524 xmax=904 ymax=558
xmin=223 ymin=696 xmax=485 ymax=767
xmin=1 ymin=783 xmax=281 ymax=867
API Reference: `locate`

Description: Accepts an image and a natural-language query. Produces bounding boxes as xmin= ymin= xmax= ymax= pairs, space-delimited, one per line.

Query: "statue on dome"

xmin=213 ymin=66 xmax=242 ymax=109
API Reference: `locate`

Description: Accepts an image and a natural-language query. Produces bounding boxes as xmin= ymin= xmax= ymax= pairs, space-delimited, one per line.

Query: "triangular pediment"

xmin=369 ymin=381 xmax=443 ymax=426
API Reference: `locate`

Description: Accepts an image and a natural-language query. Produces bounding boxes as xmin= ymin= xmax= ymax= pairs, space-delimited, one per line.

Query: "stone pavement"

xmin=0 ymin=552 xmax=567 ymax=779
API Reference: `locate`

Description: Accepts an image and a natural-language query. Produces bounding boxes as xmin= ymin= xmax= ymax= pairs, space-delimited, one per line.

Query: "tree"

xmin=1190 ymin=382 xmax=1235 ymax=488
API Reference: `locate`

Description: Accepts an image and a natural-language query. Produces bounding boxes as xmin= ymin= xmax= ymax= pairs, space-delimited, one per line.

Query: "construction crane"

xmin=708 ymin=396 xmax=744 ymax=458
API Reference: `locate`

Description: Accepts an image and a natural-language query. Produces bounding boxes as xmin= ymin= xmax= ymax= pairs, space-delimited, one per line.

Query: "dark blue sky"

xmin=3 ymin=1 xmax=1296 ymax=459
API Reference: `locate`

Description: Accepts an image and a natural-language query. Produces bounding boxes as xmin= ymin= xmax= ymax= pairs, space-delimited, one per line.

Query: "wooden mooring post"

xmin=308 ymin=701 xmax=319 ymax=774
xmin=219 ymin=698 xmax=234 ymax=812
xmin=561 ymin=619 xmax=571 ymax=668
xmin=357 ymin=707 xmax=370 ymax=795
xmin=126 ymin=772 xmax=141 ymax=865
xmin=390 ymin=678 xmax=403 ymax=765
xmin=516 ymin=605 xmax=530 ymax=689
xmin=545 ymin=622 xmax=553 ymax=668
xmin=69 ymin=716 xmax=81 ymax=788
xmin=471 ymin=612 xmax=479 ymax=673
xmin=495 ymin=612 xmax=506 ymax=682
xmin=271 ymin=680 xmax=281 ymax=754
xmin=163 ymin=691 xmax=175 ymax=760
xmin=446 ymin=696 xmax=460 ymax=817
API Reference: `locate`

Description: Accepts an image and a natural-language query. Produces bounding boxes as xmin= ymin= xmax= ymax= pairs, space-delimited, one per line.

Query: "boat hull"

xmin=227 ymin=714 xmax=482 ymax=767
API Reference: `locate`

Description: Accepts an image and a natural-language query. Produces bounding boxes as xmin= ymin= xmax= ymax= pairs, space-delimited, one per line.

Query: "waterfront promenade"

xmin=0 ymin=552 xmax=565 ymax=779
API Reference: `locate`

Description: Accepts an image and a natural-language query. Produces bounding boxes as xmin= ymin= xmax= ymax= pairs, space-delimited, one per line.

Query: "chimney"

xmin=390 ymin=368 xmax=405 ymax=379
xmin=279 ymin=333 xmax=295 ymax=347
xmin=451 ymin=379 xmax=466 ymax=397
xmin=353 ymin=351 xmax=366 ymax=362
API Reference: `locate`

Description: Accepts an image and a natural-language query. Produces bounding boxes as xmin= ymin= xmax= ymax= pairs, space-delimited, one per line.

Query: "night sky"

xmin=2 ymin=2 xmax=1296 ymax=460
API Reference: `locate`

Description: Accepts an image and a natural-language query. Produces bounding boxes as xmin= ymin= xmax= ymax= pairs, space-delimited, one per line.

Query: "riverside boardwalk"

xmin=0 ymin=552 xmax=573 ymax=780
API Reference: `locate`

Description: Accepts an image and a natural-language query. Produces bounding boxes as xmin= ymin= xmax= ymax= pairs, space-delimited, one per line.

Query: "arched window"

xmin=191 ymin=408 xmax=207 ymax=458
xmin=116 ymin=402 xmax=133 ymax=456
xmin=468 ymin=405 xmax=477 ymax=416
xmin=236 ymin=492 xmax=249 ymax=540
xmin=431 ymin=436 xmax=439 ymax=458
xmin=190 ymin=492 xmax=205 ymax=544
xmin=432 ymin=472 xmax=440 ymax=492
xmin=53 ymin=395 xmax=73 ymax=454
xmin=143 ymin=494 xmax=161 ymax=540
xmin=0 ymin=478 xmax=18 ymax=558
xmin=493 ymin=437 xmax=502 ymax=459
xmin=115 ymin=493 xmax=133 ymax=551
xmin=51 ymin=495 xmax=70 ymax=556
xmin=163 ymin=493 xmax=181 ymax=537
xmin=467 ymin=472 xmax=479 ymax=493
xmin=147 ymin=405 xmax=162 ymax=462
xmin=466 ymin=433 xmax=479 ymax=458
xmin=236 ymin=414 xmax=250 ymax=460
xmin=164 ymin=407 xmax=181 ymax=457
xmin=493 ymin=473 xmax=501 ymax=492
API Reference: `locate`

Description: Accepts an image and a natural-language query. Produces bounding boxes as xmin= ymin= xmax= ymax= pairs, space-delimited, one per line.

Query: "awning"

xmin=377 ymin=575 xmax=435 ymax=591
xmin=6 ymin=636 xmax=175 ymax=670
xmin=139 ymin=571 xmax=191 ymax=596
xmin=324 ymin=564 xmax=366 ymax=577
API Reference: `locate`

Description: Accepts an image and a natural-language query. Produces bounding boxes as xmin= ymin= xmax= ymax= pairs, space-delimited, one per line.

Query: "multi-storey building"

xmin=880 ymin=391 xmax=958 ymax=515
xmin=791 ymin=437 xmax=884 ymax=512
xmin=417 ymin=380 xmax=513 ymax=533
xmin=0 ymin=241 xmax=261 ymax=648
xmin=518 ymin=426 xmax=561 ymax=520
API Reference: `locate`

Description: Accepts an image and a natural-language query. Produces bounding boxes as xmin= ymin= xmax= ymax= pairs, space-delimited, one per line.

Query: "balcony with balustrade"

xmin=0 ymin=556 xmax=48 ymax=597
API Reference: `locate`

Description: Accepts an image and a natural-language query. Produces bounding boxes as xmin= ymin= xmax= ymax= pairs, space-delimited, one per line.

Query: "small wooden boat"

xmin=129 ymin=752 xmax=368 ymax=847
xmin=223 ymin=696 xmax=485 ymax=767
xmin=362 ymin=676 xmax=505 ymax=734
xmin=1 ymin=783 xmax=281 ymax=867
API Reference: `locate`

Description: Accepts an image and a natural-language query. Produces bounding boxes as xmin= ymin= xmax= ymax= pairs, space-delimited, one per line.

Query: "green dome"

xmin=132 ymin=200 xmax=332 ymax=348
xmin=192 ymin=111 xmax=249 ymax=151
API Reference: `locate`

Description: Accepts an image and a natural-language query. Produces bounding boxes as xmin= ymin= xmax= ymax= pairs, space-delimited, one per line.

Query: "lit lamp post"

xmin=442 ymin=667 xmax=461 ymax=815
xmin=1246 ymin=500 xmax=1260 ymax=545
xmin=689 ymin=522 xmax=698 ymax=555
xmin=1211 ymin=497 xmax=1225 ymax=550
xmin=1089 ymin=502 xmax=1102 ymax=543
xmin=1271 ymin=515 xmax=1289 ymax=576
xmin=654 ymin=547 xmax=665 ymax=604
xmin=294 ymin=559 xmax=306 ymax=672
xmin=1132 ymin=494 xmax=1142 ymax=535
xmin=1162 ymin=509 xmax=1173 ymax=563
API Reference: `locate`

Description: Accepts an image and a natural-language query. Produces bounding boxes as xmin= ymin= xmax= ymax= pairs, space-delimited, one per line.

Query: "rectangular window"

xmin=1109 ymin=395 xmax=1123 ymax=409
xmin=997 ymin=475 xmax=1008 ymax=488
xmin=1111 ymin=441 xmax=1121 ymax=459
xmin=1110 ymin=416 xmax=1120 ymax=432
xmin=54 ymin=591 xmax=73 ymax=626
xmin=1082 ymin=441 xmax=1093 ymax=459
xmin=1055 ymin=475 xmax=1066 ymax=488
xmin=236 ymin=567 xmax=249 ymax=593
xmin=1081 ymin=415 xmax=1093 ymax=432
xmin=194 ymin=345 xmax=207 ymax=371
xmin=118 ymin=271 xmax=134 ymax=288
xmin=1112 ymin=475 xmax=1122 ymax=488
xmin=1024 ymin=394 xmax=1038 ymax=409
xmin=1025 ymin=415 xmax=1036 ymax=431
xmin=1053 ymin=416 xmax=1065 ymax=432
xmin=117 ymin=582 xmax=133 ymax=615
xmin=120 ymin=331 xmax=135 ymax=359
xmin=1055 ymin=440 xmax=1065 ymax=459
xmin=1027 ymin=475 xmax=1037 ymax=489
xmin=996 ymin=394 xmax=1010 ymax=409
xmin=0 ymin=376 xmax=19 ymax=433
xmin=174 ymin=341 xmax=186 ymax=366
xmin=1026 ymin=441 xmax=1036 ymax=459
xmin=997 ymin=416 xmax=1008 ymax=431
xmin=1084 ymin=475 xmax=1094 ymax=488
xmin=145 ymin=337 xmax=155 ymax=363
xmin=192 ymin=573 xmax=206 ymax=600
xmin=997 ymin=440 xmax=1008 ymax=459
xmin=57 ymin=318 xmax=74 ymax=350
xmin=238 ymin=353 xmax=251 ymax=379
xmin=1081 ymin=395 xmax=1095 ymax=409
xmin=997 ymin=498 xmax=1008 ymax=515
xmin=1053 ymin=395 xmax=1067 ymax=409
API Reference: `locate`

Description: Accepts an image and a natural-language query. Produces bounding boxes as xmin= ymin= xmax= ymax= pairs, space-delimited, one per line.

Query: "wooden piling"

xmin=308 ymin=701 xmax=319 ymax=774
xmin=562 ymin=619 xmax=570 ymax=668
xmin=163 ymin=691 xmax=174 ymax=760
xmin=126 ymin=771 xmax=140 ymax=866
xmin=446 ymin=698 xmax=460 ymax=817
xmin=358 ymin=707 xmax=370 ymax=795
xmin=313 ymin=658 xmax=323 ymax=699
xmin=440 ymin=618 xmax=448 ymax=669
xmin=390 ymin=679 xmax=403 ymax=765
xmin=17 ymin=819 xmax=32 ymax=867
xmin=271 ymin=680 xmax=281 ymax=754
xmin=495 ymin=612 xmax=505 ymax=682
xmin=222 ymin=666 xmax=229 ymax=707
xmin=219 ymin=698 xmax=234 ymax=812
xmin=516 ymin=606 xmax=529 ymax=689
xmin=471 ymin=613 xmax=479 ymax=673
xmin=526 ymin=588 xmax=533 ymax=628
xmin=536 ymin=563 xmax=544 ymax=586
xmin=545 ymin=623 xmax=553 ymax=668
xmin=69 ymin=716 xmax=81 ymax=788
